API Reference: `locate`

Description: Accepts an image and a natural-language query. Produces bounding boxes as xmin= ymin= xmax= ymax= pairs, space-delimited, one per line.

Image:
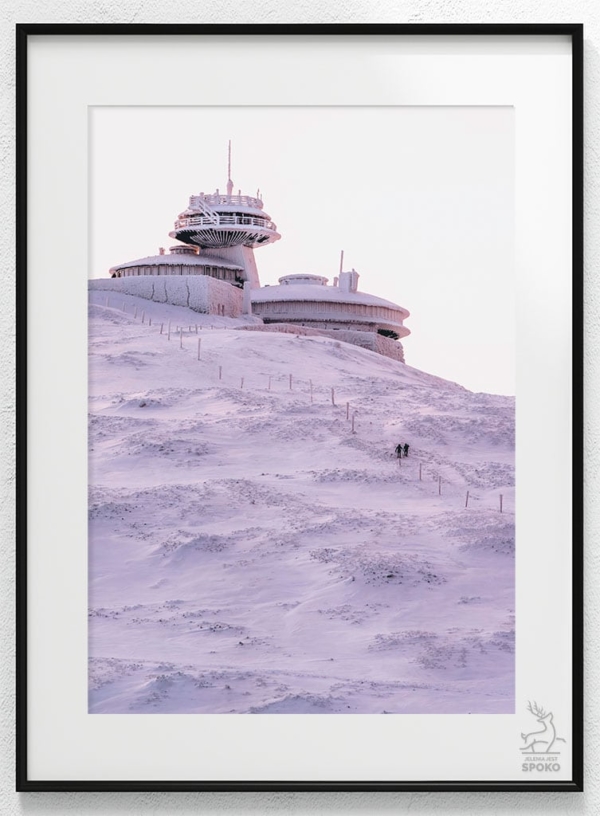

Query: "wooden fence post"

xmin=465 ymin=491 xmax=470 ymax=508
xmin=268 ymin=375 xmax=272 ymax=391
xmin=289 ymin=374 xmax=293 ymax=391
xmin=197 ymin=338 xmax=201 ymax=360
xmin=346 ymin=402 xmax=350 ymax=420
xmin=500 ymin=494 xmax=503 ymax=513
xmin=438 ymin=476 xmax=442 ymax=496
xmin=141 ymin=310 xmax=145 ymax=324
xmin=160 ymin=323 xmax=164 ymax=335
xmin=351 ymin=412 xmax=356 ymax=433
xmin=419 ymin=463 xmax=422 ymax=481
xmin=310 ymin=380 xmax=313 ymax=403
xmin=167 ymin=321 xmax=171 ymax=340
xmin=148 ymin=316 xmax=152 ymax=327
xmin=331 ymin=387 xmax=335 ymax=406
xmin=241 ymin=377 xmax=244 ymax=389
xmin=134 ymin=306 xmax=137 ymax=319
xmin=180 ymin=327 xmax=183 ymax=348
xmin=219 ymin=366 xmax=222 ymax=380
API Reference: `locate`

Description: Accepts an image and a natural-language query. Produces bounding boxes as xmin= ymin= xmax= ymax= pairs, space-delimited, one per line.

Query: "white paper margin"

xmin=26 ymin=33 xmax=573 ymax=782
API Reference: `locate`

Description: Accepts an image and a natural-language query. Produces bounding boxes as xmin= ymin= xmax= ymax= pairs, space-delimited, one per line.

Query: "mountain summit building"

xmin=102 ymin=145 xmax=411 ymax=360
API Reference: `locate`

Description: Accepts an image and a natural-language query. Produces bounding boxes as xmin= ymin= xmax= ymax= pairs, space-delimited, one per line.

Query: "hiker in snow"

xmin=395 ymin=443 xmax=403 ymax=459
xmin=403 ymin=443 xmax=410 ymax=458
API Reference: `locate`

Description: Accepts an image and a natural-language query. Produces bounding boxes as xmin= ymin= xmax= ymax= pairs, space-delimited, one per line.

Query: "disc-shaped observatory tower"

xmin=169 ymin=142 xmax=280 ymax=288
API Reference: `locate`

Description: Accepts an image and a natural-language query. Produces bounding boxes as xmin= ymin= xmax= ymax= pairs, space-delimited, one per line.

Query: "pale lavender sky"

xmin=89 ymin=106 xmax=515 ymax=395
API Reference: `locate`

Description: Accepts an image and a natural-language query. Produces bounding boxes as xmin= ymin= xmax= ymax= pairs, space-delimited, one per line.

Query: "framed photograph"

xmin=17 ymin=24 xmax=583 ymax=791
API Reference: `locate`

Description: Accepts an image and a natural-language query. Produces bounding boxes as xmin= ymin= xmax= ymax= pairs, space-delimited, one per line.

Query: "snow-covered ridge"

xmin=235 ymin=323 xmax=406 ymax=362
xmin=88 ymin=293 xmax=514 ymax=715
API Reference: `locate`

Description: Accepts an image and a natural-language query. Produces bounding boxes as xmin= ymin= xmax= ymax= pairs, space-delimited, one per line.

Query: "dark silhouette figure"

xmin=395 ymin=443 xmax=403 ymax=458
xmin=403 ymin=444 xmax=410 ymax=457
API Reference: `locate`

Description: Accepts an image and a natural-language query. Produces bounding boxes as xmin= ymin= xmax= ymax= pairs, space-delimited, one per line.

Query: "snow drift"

xmin=88 ymin=291 xmax=514 ymax=714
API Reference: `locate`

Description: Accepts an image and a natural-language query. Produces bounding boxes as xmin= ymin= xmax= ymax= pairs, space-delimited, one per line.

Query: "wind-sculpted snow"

xmin=369 ymin=624 xmax=515 ymax=679
xmin=441 ymin=512 xmax=516 ymax=555
xmin=314 ymin=468 xmax=403 ymax=484
xmin=404 ymin=412 xmax=515 ymax=448
xmin=88 ymin=293 xmax=515 ymax=714
xmin=309 ymin=546 xmax=446 ymax=587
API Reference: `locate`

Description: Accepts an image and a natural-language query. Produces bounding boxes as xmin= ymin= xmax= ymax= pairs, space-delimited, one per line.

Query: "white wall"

xmin=89 ymin=276 xmax=244 ymax=317
xmin=1 ymin=3 xmax=599 ymax=815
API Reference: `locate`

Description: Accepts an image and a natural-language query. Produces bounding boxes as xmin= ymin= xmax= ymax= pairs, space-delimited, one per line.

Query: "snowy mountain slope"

xmin=88 ymin=292 xmax=515 ymax=714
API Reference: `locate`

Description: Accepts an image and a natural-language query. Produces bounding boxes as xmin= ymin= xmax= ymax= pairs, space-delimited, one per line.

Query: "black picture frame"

xmin=16 ymin=23 xmax=584 ymax=793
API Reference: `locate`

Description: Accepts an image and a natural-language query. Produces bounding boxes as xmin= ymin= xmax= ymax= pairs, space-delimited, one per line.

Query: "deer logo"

xmin=520 ymin=701 xmax=566 ymax=754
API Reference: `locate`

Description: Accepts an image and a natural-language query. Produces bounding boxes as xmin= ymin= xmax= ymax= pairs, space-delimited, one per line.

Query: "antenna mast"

xmin=339 ymin=250 xmax=344 ymax=274
xmin=226 ymin=140 xmax=233 ymax=197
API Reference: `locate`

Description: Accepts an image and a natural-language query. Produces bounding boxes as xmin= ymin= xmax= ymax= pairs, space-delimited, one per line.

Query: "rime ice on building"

xmin=105 ymin=143 xmax=411 ymax=360
xmin=110 ymin=143 xmax=279 ymax=287
xmin=252 ymin=269 xmax=409 ymax=340
xmin=167 ymin=142 xmax=281 ymax=289
xmin=110 ymin=244 xmax=245 ymax=285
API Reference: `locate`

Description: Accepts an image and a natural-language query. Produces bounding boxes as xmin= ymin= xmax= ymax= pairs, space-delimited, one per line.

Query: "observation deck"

xmin=169 ymin=191 xmax=281 ymax=250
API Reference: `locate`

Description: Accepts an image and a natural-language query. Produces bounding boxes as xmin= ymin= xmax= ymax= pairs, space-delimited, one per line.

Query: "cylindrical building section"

xmin=109 ymin=245 xmax=244 ymax=286
xmin=251 ymin=274 xmax=410 ymax=340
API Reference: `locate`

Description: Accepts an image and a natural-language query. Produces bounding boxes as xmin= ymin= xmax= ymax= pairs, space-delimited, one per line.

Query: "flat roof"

xmin=110 ymin=253 xmax=243 ymax=272
xmin=251 ymin=284 xmax=410 ymax=316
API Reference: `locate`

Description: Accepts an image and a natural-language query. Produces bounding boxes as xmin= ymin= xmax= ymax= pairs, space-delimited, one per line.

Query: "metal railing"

xmin=174 ymin=214 xmax=277 ymax=231
xmin=189 ymin=193 xmax=263 ymax=209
